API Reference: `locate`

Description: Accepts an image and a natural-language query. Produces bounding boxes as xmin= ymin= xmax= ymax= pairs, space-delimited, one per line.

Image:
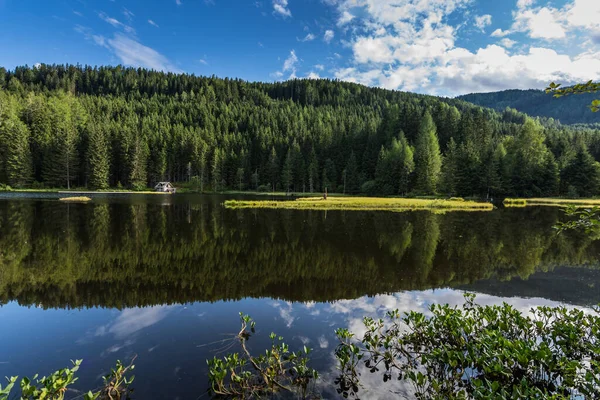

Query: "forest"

xmin=1 ymin=64 xmax=600 ymax=198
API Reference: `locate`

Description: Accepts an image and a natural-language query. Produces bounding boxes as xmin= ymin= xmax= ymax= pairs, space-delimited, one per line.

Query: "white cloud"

xmin=474 ymin=14 xmax=492 ymax=32
xmin=107 ymin=33 xmax=182 ymax=72
xmin=513 ymin=7 xmax=566 ymax=39
xmin=175 ymin=0 xmax=182 ymax=5
xmin=98 ymin=12 xmax=135 ymax=34
xmin=511 ymin=0 xmax=600 ymax=41
xmin=199 ymin=58 xmax=208 ymax=65
xmin=148 ymin=19 xmax=159 ymax=28
xmin=73 ymin=11 xmax=83 ymax=17
xmin=314 ymin=64 xmax=325 ymax=70
xmin=499 ymin=38 xmax=517 ymax=48
xmin=123 ymin=8 xmax=135 ymax=21
xmin=325 ymin=0 xmax=600 ymax=96
xmin=337 ymin=10 xmax=354 ymax=26
xmin=324 ymin=29 xmax=335 ymax=43
xmin=299 ymin=33 xmax=316 ymax=42
xmin=283 ymin=49 xmax=298 ymax=71
xmin=491 ymin=28 xmax=510 ymax=37
xmin=273 ymin=0 xmax=292 ymax=17
xmin=272 ymin=50 xmax=299 ymax=80
xmin=306 ymin=72 xmax=321 ymax=79
xmin=517 ymin=0 xmax=536 ymax=9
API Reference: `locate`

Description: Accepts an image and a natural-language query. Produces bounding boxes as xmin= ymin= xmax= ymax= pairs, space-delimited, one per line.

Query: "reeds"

xmin=224 ymin=197 xmax=493 ymax=212
xmin=504 ymin=198 xmax=600 ymax=207
xmin=59 ymin=196 xmax=92 ymax=202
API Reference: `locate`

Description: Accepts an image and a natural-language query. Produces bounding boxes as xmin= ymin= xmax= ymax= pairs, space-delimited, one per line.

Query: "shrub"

xmin=360 ymin=180 xmax=378 ymax=196
xmin=335 ymin=294 xmax=600 ymax=399
xmin=257 ymin=184 xmax=271 ymax=192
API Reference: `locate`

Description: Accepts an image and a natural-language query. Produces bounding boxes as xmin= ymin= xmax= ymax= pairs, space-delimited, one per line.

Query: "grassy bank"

xmin=224 ymin=197 xmax=493 ymax=212
xmin=504 ymin=198 xmax=600 ymax=207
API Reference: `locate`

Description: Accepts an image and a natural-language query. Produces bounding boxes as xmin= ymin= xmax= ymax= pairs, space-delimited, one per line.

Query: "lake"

xmin=0 ymin=193 xmax=599 ymax=399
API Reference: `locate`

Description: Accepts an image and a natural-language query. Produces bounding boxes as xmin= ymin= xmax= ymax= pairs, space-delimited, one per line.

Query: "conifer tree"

xmin=268 ymin=147 xmax=278 ymax=192
xmin=212 ymin=148 xmax=223 ymax=192
xmin=87 ymin=123 xmax=110 ymax=190
xmin=345 ymin=151 xmax=359 ymax=194
xmin=129 ymin=134 xmax=148 ymax=190
xmin=414 ymin=112 xmax=442 ymax=194
xmin=281 ymin=148 xmax=293 ymax=191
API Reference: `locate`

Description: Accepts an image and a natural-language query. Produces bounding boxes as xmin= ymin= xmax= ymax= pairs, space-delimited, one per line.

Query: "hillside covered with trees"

xmin=458 ymin=89 xmax=600 ymax=125
xmin=1 ymin=64 xmax=600 ymax=198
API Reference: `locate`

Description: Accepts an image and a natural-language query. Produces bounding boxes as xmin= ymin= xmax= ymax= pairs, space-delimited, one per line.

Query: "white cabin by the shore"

xmin=155 ymin=182 xmax=176 ymax=193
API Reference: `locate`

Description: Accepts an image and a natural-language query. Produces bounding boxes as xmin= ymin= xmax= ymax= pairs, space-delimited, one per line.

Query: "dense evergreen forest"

xmin=458 ymin=89 xmax=600 ymax=125
xmin=1 ymin=64 xmax=600 ymax=198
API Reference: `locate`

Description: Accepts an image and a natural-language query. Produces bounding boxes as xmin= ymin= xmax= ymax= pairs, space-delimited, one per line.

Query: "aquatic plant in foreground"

xmin=0 ymin=359 xmax=135 ymax=400
xmin=207 ymin=313 xmax=319 ymax=399
xmin=335 ymin=293 xmax=600 ymax=399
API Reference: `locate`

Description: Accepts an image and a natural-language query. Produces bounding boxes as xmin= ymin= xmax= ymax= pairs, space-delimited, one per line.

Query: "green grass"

xmin=224 ymin=197 xmax=493 ymax=212
xmin=504 ymin=198 xmax=600 ymax=207
xmin=59 ymin=196 xmax=92 ymax=202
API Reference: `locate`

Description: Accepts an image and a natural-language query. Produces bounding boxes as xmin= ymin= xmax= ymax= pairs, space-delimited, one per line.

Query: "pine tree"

xmin=397 ymin=134 xmax=415 ymax=195
xmin=0 ymin=114 xmax=33 ymax=187
xmin=212 ymin=147 xmax=223 ymax=192
xmin=345 ymin=151 xmax=359 ymax=194
xmin=42 ymin=97 xmax=79 ymax=188
xmin=308 ymin=147 xmax=318 ymax=193
xmin=87 ymin=123 xmax=110 ymax=189
xmin=129 ymin=134 xmax=148 ymax=190
xmin=414 ymin=112 xmax=442 ymax=194
xmin=268 ymin=146 xmax=278 ymax=192
xmin=281 ymin=148 xmax=293 ymax=191
xmin=561 ymin=144 xmax=600 ymax=197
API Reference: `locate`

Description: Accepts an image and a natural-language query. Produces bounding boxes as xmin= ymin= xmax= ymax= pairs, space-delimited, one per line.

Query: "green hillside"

xmin=458 ymin=89 xmax=600 ymax=125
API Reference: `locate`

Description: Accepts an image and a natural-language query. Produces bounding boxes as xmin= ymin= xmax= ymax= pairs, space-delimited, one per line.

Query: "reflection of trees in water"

xmin=0 ymin=201 xmax=598 ymax=309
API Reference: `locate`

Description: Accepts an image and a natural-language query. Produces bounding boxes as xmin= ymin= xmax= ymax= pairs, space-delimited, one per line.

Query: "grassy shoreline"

xmin=504 ymin=198 xmax=600 ymax=207
xmin=224 ymin=197 xmax=493 ymax=212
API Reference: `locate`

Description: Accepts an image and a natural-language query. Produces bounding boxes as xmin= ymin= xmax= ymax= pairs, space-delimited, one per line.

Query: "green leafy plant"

xmin=0 ymin=376 xmax=17 ymax=400
xmin=19 ymin=359 xmax=82 ymax=400
xmin=335 ymin=294 xmax=600 ymax=399
xmin=0 ymin=358 xmax=135 ymax=400
xmin=554 ymin=205 xmax=600 ymax=235
xmin=86 ymin=357 xmax=136 ymax=400
xmin=207 ymin=313 xmax=319 ymax=399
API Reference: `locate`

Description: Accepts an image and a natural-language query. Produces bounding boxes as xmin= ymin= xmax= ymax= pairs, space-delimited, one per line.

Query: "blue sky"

xmin=0 ymin=0 xmax=599 ymax=96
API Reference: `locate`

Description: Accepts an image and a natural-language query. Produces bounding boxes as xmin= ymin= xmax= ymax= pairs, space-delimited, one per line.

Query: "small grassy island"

xmin=504 ymin=198 xmax=600 ymax=207
xmin=224 ymin=196 xmax=493 ymax=212
xmin=58 ymin=196 xmax=92 ymax=202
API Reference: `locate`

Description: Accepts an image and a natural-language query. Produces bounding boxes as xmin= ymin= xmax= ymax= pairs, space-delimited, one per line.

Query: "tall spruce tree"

xmin=414 ymin=112 xmax=442 ymax=194
xmin=87 ymin=123 xmax=110 ymax=190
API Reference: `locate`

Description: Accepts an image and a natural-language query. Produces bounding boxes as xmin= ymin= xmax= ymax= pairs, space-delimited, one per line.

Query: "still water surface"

xmin=0 ymin=193 xmax=598 ymax=398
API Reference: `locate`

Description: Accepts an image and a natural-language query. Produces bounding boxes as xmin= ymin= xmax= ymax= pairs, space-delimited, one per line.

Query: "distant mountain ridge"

xmin=457 ymin=89 xmax=600 ymax=125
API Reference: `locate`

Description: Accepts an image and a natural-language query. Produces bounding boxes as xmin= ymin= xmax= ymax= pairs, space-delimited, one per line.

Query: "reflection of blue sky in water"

xmin=0 ymin=290 xmax=594 ymax=399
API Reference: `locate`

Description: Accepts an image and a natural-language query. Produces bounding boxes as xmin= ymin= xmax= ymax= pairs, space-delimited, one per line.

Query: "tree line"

xmin=2 ymin=64 xmax=600 ymax=197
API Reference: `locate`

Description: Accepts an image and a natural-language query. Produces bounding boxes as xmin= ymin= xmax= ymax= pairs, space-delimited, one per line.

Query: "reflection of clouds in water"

xmin=102 ymin=339 xmax=136 ymax=356
xmin=297 ymin=336 xmax=311 ymax=345
xmin=318 ymin=335 xmax=329 ymax=349
xmin=314 ymin=289 xmax=596 ymax=399
xmin=78 ymin=305 xmax=175 ymax=357
xmin=107 ymin=306 xmax=174 ymax=339
xmin=270 ymin=301 xmax=295 ymax=328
